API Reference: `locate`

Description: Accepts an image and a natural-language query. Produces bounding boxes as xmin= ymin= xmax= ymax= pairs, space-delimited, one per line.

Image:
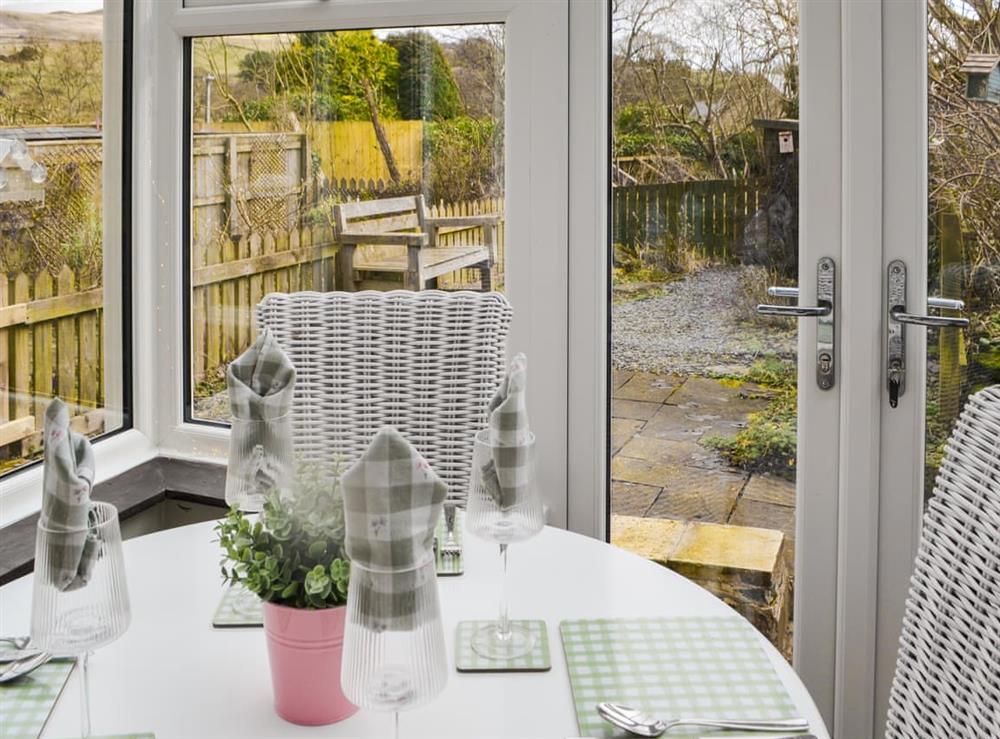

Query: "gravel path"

xmin=613 ymin=266 xmax=797 ymax=375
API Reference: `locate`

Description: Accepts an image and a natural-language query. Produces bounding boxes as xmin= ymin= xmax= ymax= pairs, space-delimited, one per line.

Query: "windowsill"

xmin=0 ymin=456 xmax=227 ymax=586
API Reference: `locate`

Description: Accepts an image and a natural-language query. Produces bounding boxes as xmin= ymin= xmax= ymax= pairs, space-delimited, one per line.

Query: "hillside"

xmin=0 ymin=9 xmax=102 ymax=50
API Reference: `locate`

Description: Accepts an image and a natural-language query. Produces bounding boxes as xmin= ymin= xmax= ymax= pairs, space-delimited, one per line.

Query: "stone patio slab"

xmin=618 ymin=434 xmax=721 ymax=470
xmin=670 ymin=520 xmax=785 ymax=586
xmin=611 ymin=481 xmax=661 ymax=516
xmin=610 ymin=515 xmax=685 ymax=563
xmin=742 ymin=474 xmax=796 ymax=508
xmin=640 ymin=405 xmax=715 ymax=441
xmin=612 ymin=369 xmax=634 ymax=392
xmin=611 ymin=399 xmax=663 ymax=421
xmin=611 ymin=455 xmax=676 ymax=488
xmin=645 ymin=468 xmax=746 ymax=523
xmin=615 ymin=372 xmax=682 ymax=403
xmin=729 ymin=498 xmax=796 ymax=543
xmin=611 ymin=418 xmax=643 ymax=455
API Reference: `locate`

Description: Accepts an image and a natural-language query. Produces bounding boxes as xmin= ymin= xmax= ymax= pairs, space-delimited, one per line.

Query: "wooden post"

xmin=938 ymin=210 xmax=964 ymax=424
xmin=12 ymin=274 xmax=30 ymax=457
xmin=32 ymin=272 xmax=54 ymax=441
xmin=56 ymin=266 xmax=79 ymax=415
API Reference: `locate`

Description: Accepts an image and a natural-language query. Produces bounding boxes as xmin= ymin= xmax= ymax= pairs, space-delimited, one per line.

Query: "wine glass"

xmin=341 ymin=558 xmax=447 ymax=739
xmin=31 ymin=501 xmax=131 ymax=737
xmin=465 ymin=429 xmax=544 ymax=660
xmin=225 ymin=414 xmax=293 ymax=512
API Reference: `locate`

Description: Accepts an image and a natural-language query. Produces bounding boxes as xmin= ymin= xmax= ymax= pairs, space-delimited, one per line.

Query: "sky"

xmin=0 ymin=0 xmax=101 ymax=11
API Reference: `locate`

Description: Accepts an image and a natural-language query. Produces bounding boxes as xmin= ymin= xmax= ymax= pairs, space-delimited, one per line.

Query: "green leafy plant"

xmin=217 ymin=464 xmax=350 ymax=609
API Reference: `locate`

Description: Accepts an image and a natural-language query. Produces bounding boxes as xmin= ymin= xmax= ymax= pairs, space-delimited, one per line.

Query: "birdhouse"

xmin=959 ymin=54 xmax=1000 ymax=103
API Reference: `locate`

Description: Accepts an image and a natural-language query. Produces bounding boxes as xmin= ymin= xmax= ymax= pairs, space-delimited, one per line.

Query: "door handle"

xmin=886 ymin=260 xmax=968 ymax=408
xmin=757 ymin=257 xmax=836 ymax=390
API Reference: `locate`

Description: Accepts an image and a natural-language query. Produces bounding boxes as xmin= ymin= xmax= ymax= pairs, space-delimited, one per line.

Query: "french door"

xmin=594 ymin=1 xmax=994 ymax=738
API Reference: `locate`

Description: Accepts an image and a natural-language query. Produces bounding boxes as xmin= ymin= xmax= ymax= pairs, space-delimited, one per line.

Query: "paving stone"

xmin=645 ymin=468 xmax=746 ymax=523
xmin=666 ymin=521 xmax=791 ymax=654
xmin=611 ymin=399 xmax=662 ymax=421
xmin=729 ymin=498 xmax=796 ymax=542
xmin=668 ymin=376 xmax=743 ymax=407
xmin=615 ymin=372 xmax=682 ymax=403
xmin=641 ymin=404 xmax=715 ymax=441
xmin=610 ymin=514 xmax=685 ymax=563
xmin=611 ymin=368 xmax=634 ymax=391
xmin=619 ymin=434 xmax=721 ymax=470
xmin=611 ymin=418 xmax=643 ymax=455
xmin=611 ymin=481 xmax=661 ymax=516
xmin=742 ymin=474 xmax=796 ymax=508
xmin=611 ymin=456 xmax=675 ymax=487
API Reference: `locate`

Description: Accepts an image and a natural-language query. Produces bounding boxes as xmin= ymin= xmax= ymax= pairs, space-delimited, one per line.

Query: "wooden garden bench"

xmin=332 ymin=195 xmax=501 ymax=292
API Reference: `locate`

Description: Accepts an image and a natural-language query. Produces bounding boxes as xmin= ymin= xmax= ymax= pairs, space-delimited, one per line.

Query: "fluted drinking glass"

xmin=466 ymin=430 xmax=544 ymax=660
xmin=225 ymin=414 xmax=293 ymax=512
xmin=341 ymin=557 xmax=447 ymax=738
xmin=31 ymin=501 xmax=131 ymax=737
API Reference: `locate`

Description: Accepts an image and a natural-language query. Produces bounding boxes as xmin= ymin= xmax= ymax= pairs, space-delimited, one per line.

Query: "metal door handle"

xmin=756 ymin=257 xmax=836 ymax=390
xmin=890 ymin=309 xmax=969 ymax=329
xmin=886 ymin=260 xmax=968 ymax=408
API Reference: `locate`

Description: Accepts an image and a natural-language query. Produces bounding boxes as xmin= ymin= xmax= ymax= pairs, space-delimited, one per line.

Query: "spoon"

xmin=596 ymin=702 xmax=811 ymax=737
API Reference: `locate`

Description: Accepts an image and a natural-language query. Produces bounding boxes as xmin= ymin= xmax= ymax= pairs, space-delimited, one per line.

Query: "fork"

xmin=441 ymin=503 xmax=462 ymax=558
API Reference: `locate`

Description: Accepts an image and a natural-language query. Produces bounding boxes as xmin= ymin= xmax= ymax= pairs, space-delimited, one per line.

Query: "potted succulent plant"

xmin=217 ymin=465 xmax=357 ymax=726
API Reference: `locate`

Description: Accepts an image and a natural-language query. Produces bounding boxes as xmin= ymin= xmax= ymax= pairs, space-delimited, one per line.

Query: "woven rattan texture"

xmin=256 ymin=290 xmax=512 ymax=503
xmin=886 ymin=385 xmax=1000 ymax=738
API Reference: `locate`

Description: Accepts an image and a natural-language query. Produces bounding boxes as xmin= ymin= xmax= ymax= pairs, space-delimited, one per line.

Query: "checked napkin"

xmin=342 ymin=427 xmax=446 ymax=631
xmin=39 ymin=398 xmax=100 ymax=591
xmin=225 ymin=329 xmax=296 ymax=508
xmin=482 ymin=353 xmax=531 ymax=509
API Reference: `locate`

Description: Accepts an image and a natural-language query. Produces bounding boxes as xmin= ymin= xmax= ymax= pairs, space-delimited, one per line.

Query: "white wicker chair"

xmin=886 ymin=385 xmax=1000 ymax=738
xmin=255 ymin=290 xmax=513 ymax=504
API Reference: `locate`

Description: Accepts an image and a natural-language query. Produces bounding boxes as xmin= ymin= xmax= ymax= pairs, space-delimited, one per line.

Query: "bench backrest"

xmin=332 ymin=195 xmax=428 ymax=236
xmin=256 ymin=289 xmax=512 ymax=503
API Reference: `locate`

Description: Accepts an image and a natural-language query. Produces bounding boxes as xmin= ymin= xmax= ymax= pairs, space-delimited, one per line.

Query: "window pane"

xmin=610 ymin=0 xmax=799 ymax=658
xmin=0 ymin=0 xmax=127 ymax=476
xmin=187 ymin=26 xmax=505 ymax=423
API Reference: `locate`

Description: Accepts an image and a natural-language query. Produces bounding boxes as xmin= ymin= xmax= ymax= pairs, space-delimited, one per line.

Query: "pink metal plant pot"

xmin=262 ymin=601 xmax=359 ymax=726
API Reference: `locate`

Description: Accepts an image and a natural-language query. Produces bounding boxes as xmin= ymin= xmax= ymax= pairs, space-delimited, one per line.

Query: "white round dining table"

xmin=0 ymin=520 xmax=829 ymax=739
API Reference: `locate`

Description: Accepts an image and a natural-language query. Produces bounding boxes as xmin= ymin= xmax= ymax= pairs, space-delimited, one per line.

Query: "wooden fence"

xmin=613 ymin=179 xmax=767 ymax=261
xmin=199 ymin=120 xmax=425 ymax=184
xmin=190 ymin=195 xmax=507 ymax=385
xmin=0 ymin=266 xmax=105 ymax=466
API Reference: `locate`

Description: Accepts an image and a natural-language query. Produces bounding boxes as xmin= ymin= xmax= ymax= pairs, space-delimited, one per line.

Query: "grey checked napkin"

xmin=225 ymin=329 xmax=296 ymax=508
xmin=39 ymin=398 xmax=100 ymax=591
xmin=342 ymin=427 xmax=446 ymax=631
xmin=482 ymin=353 xmax=530 ymax=509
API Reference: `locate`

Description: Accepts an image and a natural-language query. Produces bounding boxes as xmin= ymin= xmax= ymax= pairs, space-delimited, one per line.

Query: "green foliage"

xmin=613 ymin=103 xmax=704 ymax=161
xmin=217 ymin=466 xmax=350 ymax=609
xmin=273 ymin=31 xmax=399 ymax=121
xmin=704 ymin=358 xmax=797 ymax=479
xmin=385 ymin=31 xmax=462 ymax=121
xmin=424 ymin=116 xmax=503 ymax=202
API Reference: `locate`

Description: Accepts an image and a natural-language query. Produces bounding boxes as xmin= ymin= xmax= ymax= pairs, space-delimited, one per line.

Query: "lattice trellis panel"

xmin=233 ymin=134 xmax=301 ymax=235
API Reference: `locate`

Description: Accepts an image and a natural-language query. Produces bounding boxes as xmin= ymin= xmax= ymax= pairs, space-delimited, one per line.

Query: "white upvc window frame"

xmin=134 ymin=0 xmax=574 ymax=523
xmin=0 ymin=0 xmax=156 ymax=527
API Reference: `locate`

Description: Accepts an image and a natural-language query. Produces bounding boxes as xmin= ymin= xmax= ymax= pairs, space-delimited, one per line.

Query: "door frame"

xmin=573 ymin=0 xmax=900 ymax=735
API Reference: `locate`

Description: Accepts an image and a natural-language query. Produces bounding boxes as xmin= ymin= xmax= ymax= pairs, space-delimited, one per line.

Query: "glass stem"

xmin=394 ymin=711 xmax=400 ymax=739
xmin=496 ymin=542 xmax=510 ymax=641
xmin=79 ymin=651 xmax=92 ymax=738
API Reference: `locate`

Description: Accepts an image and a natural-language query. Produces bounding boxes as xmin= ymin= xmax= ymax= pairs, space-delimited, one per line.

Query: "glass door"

xmin=876 ymin=1 xmax=1000 ymax=735
xmin=608 ymin=0 xmax=842 ymax=721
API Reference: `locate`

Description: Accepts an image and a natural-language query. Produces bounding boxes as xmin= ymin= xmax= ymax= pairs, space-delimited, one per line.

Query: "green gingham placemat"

xmin=0 ymin=646 xmax=73 ymax=739
xmin=455 ymin=620 xmax=550 ymax=672
xmin=212 ymin=583 xmax=264 ymax=628
xmin=435 ymin=507 xmax=464 ymax=576
xmin=213 ymin=509 xmax=465 ymax=627
xmin=560 ymin=617 xmax=800 ymax=738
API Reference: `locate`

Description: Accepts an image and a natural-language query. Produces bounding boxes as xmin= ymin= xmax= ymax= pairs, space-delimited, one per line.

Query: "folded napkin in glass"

xmin=38 ymin=398 xmax=100 ymax=592
xmin=225 ymin=329 xmax=296 ymax=510
xmin=560 ymin=617 xmax=801 ymax=739
xmin=482 ymin=352 xmax=531 ymax=509
xmin=342 ymin=427 xmax=446 ymax=631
